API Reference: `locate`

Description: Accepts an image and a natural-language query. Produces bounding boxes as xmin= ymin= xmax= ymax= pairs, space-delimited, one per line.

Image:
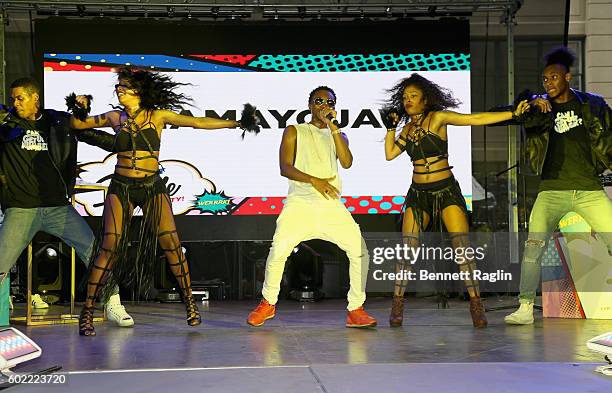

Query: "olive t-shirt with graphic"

xmin=0 ymin=113 xmax=69 ymax=208
xmin=539 ymin=95 xmax=602 ymax=191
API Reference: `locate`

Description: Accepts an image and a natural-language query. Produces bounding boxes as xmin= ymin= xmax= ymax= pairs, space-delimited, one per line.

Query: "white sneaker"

xmin=504 ymin=302 xmax=534 ymax=325
xmin=105 ymin=294 xmax=134 ymax=327
xmin=31 ymin=294 xmax=49 ymax=309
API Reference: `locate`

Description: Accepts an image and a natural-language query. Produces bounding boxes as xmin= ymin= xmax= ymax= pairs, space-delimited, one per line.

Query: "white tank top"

xmin=287 ymin=123 xmax=341 ymax=202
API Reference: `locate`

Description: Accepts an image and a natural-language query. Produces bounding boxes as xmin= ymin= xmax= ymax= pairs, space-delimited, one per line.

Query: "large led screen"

xmin=44 ymin=52 xmax=472 ymax=217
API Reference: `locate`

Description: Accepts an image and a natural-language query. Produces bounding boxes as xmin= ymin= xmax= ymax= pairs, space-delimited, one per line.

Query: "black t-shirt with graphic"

xmin=539 ymin=95 xmax=602 ymax=191
xmin=0 ymin=113 xmax=69 ymax=208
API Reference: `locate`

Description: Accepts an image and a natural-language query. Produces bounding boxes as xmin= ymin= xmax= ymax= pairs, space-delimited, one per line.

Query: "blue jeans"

xmin=518 ymin=190 xmax=612 ymax=303
xmin=0 ymin=205 xmax=119 ymax=301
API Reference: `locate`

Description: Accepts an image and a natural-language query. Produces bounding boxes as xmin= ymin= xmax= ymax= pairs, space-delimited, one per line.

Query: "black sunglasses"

xmin=313 ymin=98 xmax=336 ymax=107
xmin=115 ymin=84 xmax=135 ymax=91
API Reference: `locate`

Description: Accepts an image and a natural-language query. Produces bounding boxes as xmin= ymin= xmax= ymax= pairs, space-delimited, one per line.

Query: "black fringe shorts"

xmin=402 ymin=176 xmax=467 ymax=231
xmin=108 ymin=173 xmax=167 ymax=207
xmin=93 ymin=173 xmax=169 ymax=299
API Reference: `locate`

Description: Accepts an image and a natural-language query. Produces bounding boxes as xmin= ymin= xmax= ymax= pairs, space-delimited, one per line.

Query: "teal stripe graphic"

xmin=248 ymin=54 xmax=470 ymax=72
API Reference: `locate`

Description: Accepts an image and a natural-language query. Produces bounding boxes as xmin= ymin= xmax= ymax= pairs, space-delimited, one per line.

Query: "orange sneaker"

xmin=247 ymin=299 xmax=276 ymax=327
xmin=346 ymin=306 xmax=377 ymax=328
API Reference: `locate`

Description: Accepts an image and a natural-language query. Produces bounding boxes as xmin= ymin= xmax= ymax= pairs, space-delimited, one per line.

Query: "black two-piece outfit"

xmin=90 ymin=122 xmax=175 ymax=299
xmin=394 ymin=124 xmax=467 ymax=231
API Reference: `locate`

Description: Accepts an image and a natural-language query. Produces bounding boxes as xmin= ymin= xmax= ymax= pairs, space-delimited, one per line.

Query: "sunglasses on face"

xmin=115 ymin=84 xmax=135 ymax=91
xmin=313 ymin=98 xmax=336 ymax=107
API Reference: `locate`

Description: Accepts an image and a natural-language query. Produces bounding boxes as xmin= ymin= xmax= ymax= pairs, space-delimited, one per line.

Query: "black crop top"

xmin=394 ymin=124 xmax=453 ymax=175
xmin=404 ymin=132 xmax=448 ymax=160
xmin=113 ymin=128 xmax=161 ymax=152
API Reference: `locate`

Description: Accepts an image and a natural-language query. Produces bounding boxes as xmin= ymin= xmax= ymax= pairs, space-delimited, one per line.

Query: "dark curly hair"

xmin=544 ymin=46 xmax=575 ymax=72
xmin=308 ymin=86 xmax=337 ymax=104
xmin=9 ymin=77 xmax=41 ymax=96
xmin=116 ymin=67 xmax=192 ymax=111
xmin=383 ymin=73 xmax=460 ymax=123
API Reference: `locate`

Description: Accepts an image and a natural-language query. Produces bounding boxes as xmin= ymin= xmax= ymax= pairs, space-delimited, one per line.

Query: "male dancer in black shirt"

xmin=505 ymin=47 xmax=612 ymax=324
xmin=0 ymin=77 xmax=134 ymax=327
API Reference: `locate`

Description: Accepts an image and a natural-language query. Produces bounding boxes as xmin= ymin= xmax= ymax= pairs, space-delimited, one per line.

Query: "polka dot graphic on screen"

xmin=232 ymin=197 xmax=286 ymax=215
xmin=189 ymin=54 xmax=257 ymax=66
xmin=43 ymin=54 xmax=252 ymax=72
xmin=392 ymin=196 xmax=405 ymax=205
xmin=248 ymin=54 xmax=470 ymax=72
xmin=341 ymin=196 xmax=406 ymax=214
xmin=229 ymin=195 xmax=476 ymax=215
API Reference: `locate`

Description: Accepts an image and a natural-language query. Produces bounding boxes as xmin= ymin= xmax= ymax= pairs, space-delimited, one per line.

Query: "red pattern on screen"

xmin=188 ymin=55 xmax=257 ymax=65
xmin=232 ymin=196 xmax=403 ymax=215
xmin=44 ymin=61 xmax=115 ymax=72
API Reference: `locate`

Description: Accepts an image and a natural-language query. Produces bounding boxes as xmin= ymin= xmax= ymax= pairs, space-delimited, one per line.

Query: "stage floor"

xmin=7 ymin=297 xmax=612 ymax=392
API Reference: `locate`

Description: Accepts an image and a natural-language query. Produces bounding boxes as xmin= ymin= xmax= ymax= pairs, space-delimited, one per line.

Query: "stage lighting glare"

xmin=45 ymin=248 xmax=57 ymax=259
xmin=34 ymin=244 xmax=59 ymax=260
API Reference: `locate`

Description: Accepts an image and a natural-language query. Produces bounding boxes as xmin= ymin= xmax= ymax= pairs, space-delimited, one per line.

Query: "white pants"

xmin=261 ymin=200 xmax=369 ymax=311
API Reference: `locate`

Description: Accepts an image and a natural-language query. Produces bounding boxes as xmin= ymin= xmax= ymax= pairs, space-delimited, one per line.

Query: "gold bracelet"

xmin=331 ymin=129 xmax=341 ymax=135
xmin=386 ymin=128 xmax=396 ymax=133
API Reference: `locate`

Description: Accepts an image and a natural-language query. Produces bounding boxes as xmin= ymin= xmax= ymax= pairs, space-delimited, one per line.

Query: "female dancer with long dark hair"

xmin=70 ymin=67 xmax=257 ymax=336
xmin=383 ymin=73 xmax=528 ymax=328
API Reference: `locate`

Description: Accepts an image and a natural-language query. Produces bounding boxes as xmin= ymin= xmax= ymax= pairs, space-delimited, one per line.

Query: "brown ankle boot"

xmin=389 ymin=295 xmax=404 ymax=327
xmin=469 ymin=296 xmax=488 ymax=328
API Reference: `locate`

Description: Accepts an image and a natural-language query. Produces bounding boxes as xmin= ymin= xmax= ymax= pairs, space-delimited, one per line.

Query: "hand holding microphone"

xmin=321 ymin=107 xmax=340 ymax=128
xmin=325 ymin=113 xmax=340 ymax=128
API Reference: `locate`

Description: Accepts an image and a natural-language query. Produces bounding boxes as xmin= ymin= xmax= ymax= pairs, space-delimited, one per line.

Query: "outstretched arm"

xmin=70 ymin=112 xmax=114 ymax=130
xmin=436 ymin=100 xmax=529 ymax=127
xmin=67 ymin=95 xmax=116 ymax=130
xmin=158 ymin=110 xmax=239 ymax=130
xmin=77 ymin=129 xmax=116 ymax=152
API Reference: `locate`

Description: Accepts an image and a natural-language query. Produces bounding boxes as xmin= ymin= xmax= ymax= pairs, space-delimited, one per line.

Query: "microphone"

xmin=326 ymin=113 xmax=340 ymax=128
